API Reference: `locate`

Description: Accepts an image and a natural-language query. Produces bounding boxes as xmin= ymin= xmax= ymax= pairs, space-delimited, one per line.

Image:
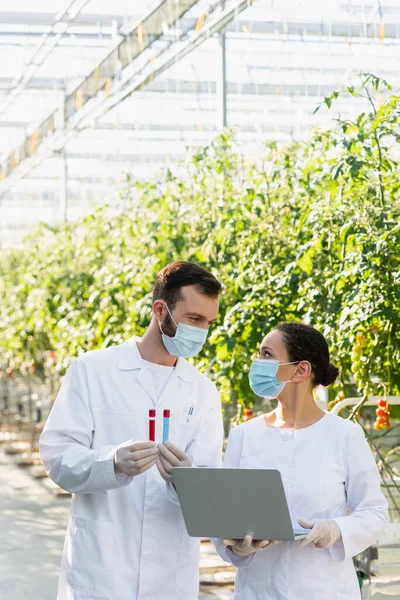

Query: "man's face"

xmin=159 ymin=285 xmax=219 ymax=337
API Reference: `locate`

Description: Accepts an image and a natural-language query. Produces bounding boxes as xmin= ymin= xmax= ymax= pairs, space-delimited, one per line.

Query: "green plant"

xmin=0 ymin=75 xmax=399 ymax=408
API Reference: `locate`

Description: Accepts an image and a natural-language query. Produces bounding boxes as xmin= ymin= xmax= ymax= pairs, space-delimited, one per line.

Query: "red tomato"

xmin=243 ymin=408 xmax=253 ymax=422
xmin=378 ymin=399 xmax=387 ymax=407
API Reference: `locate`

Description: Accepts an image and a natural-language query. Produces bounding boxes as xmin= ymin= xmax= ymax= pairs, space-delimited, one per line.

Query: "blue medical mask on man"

xmin=249 ymin=358 xmax=300 ymax=399
xmin=159 ymin=304 xmax=208 ymax=358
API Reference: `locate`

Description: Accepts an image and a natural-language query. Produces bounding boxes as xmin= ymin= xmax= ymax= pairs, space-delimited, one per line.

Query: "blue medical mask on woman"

xmin=249 ymin=358 xmax=300 ymax=399
xmin=159 ymin=304 xmax=208 ymax=358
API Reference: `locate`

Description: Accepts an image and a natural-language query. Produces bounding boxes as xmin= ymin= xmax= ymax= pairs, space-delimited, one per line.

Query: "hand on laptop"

xmin=157 ymin=441 xmax=192 ymax=483
xmin=297 ymin=518 xmax=341 ymax=548
xmin=224 ymin=535 xmax=281 ymax=556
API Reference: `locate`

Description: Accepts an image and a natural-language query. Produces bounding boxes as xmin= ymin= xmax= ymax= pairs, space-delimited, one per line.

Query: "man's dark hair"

xmin=152 ymin=261 xmax=222 ymax=310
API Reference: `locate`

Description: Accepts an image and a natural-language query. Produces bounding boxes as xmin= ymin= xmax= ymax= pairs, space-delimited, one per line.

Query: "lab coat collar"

xmin=117 ymin=336 xmax=195 ymax=382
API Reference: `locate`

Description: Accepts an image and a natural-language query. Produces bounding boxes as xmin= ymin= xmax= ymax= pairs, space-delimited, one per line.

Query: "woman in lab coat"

xmin=214 ymin=322 xmax=389 ymax=600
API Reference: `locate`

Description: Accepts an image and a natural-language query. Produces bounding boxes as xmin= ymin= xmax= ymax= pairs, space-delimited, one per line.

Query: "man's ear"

xmin=292 ymin=360 xmax=313 ymax=383
xmin=153 ymin=300 xmax=165 ymax=321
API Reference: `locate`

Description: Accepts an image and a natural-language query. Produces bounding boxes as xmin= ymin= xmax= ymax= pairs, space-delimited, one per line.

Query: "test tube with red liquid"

xmin=149 ymin=409 xmax=156 ymax=442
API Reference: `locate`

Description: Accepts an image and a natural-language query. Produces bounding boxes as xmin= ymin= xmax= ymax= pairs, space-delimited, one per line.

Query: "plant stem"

xmin=363 ymin=82 xmax=385 ymax=208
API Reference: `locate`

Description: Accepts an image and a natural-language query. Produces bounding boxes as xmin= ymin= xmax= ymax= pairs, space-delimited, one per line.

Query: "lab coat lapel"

xmin=117 ymin=336 xmax=157 ymax=405
xmin=117 ymin=337 xmax=195 ymax=406
xmin=157 ymin=370 xmax=180 ymax=406
xmin=157 ymin=356 xmax=194 ymax=406
xmin=135 ymin=368 xmax=157 ymax=406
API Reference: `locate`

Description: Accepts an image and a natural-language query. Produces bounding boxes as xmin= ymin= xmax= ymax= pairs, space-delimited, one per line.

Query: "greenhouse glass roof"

xmin=1 ymin=0 xmax=400 ymax=246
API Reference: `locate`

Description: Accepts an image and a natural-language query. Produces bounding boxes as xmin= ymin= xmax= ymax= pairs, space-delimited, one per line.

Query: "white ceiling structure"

xmin=1 ymin=0 xmax=400 ymax=247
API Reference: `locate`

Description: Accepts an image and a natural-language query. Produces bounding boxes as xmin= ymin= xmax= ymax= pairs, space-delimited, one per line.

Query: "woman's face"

xmin=259 ymin=329 xmax=298 ymax=383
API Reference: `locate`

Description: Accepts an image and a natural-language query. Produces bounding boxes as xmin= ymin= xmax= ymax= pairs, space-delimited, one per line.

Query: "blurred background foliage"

xmin=0 ymin=75 xmax=399 ymax=412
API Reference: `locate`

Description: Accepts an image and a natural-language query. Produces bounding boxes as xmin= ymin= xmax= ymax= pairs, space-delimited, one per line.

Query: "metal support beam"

xmin=0 ymin=79 xmax=373 ymax=110
xmin=217 ymin=32 xmax=227 ymax=129
xmin=1 ymin=10 xmax=400 ymax=37
xmin=0 ymin=0 xmax=199 ymax=186
xmin=72 ymin=0 xmax=257 ymax=132
xmin=60 ymin=149 xmax=68 ymax=221
xmin=0 ymin=30 xmax=112 ymax=41
xmin=229 ymin=19 xmax=400 ymax=39
xmin=0 ymin=0 xmax=255 ymax=195
xmin=58 ymin=91 xmax=68 ymax=221
xmin=2 ymin=20 xmax=400 ymax=40
xmin=0 ymin=77 xmax=80 ymax=91
xmin=0 ymin=11 xmax=127 ymax=28
xmin=0 ymin=0 xmax=91 ymax=117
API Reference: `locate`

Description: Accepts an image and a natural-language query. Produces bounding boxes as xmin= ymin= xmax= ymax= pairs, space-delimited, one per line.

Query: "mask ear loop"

xmin=164 ymin=303 xmax=178 ymax=327
xmin=280 ymin=361 xmax=301 ymax=366
xmin=286 ymin=360 xmax=314 ymax=384
xmin=279 ymin=360 xmax=301 ymax=384
xmin=159 ymin=303 xmax=178 ymax=336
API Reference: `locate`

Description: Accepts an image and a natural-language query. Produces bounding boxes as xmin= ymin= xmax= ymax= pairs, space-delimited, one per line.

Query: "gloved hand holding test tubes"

xmin=155 ymin=408 xmax=193 ymax=482
xmin=148 ymin=409 xmax=170 ymax=443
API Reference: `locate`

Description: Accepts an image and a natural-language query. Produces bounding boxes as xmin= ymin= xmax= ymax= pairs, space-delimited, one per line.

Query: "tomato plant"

xmin=0 ymin=75 xmax=399 ymax=408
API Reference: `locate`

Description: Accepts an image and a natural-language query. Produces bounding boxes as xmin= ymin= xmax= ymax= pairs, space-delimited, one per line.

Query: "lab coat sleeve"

xmin=211 ymin=427 xmax=256 ymax=570
xmin=331 ymin=423 xmax=389 ymax=562
xmin=165 ymin=382 xmax=224 ymax=504
xmin=39 ymin=359 xmax=133 ymax=494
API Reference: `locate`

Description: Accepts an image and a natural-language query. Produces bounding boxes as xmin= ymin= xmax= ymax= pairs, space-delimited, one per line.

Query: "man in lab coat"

xmin=40 ymin=261 xmax=224 ymax=600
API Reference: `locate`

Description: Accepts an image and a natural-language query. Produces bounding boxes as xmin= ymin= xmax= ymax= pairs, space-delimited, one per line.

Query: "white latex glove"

xmin=157 ymin=441 xmax=192 ymax=483
xmin=298 ymin=518 xmax=341 ymax=549
xmin=114 ymin=440 xmax=159 ymax=477
xmin=224 ymin=535 xmax=281 ymax=556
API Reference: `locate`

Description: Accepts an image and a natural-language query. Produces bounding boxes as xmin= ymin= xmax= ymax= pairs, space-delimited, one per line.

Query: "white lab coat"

xmin=39 ymin=337 xmax=223 ymax=600
xmin=213 ymin=413 xmax=389 ymax=600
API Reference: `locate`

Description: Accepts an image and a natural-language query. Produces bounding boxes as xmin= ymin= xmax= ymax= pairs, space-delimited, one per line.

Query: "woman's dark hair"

xmin=276 ymin=322 xmax=339 ymax=387
xmin=153 ymin=261 xmax=222 ymax=310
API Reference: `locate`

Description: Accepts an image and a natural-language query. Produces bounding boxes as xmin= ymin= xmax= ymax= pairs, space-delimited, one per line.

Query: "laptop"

xmin=171 ymin=468 xmax=310 ymax=541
